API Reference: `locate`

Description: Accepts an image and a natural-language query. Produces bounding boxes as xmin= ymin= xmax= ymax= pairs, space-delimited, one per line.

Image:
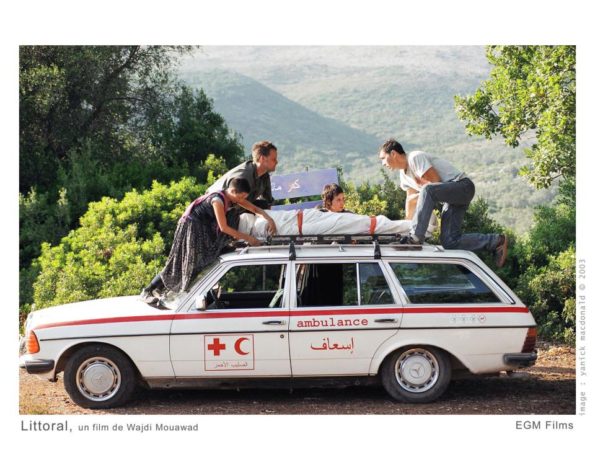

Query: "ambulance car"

xmin=20 ymin=237 xmax=537 ymax=408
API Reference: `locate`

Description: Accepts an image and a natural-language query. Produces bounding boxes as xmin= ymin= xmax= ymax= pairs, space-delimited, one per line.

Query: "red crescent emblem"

xmin=234 ymin=337 xmax=250 ymax=355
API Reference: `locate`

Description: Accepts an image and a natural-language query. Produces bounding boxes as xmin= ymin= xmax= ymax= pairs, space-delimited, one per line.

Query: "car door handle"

xmin=374 ymin=318 xmax=398 ymax=323
xmin=262 ymin=320 xmax=286 ymax=325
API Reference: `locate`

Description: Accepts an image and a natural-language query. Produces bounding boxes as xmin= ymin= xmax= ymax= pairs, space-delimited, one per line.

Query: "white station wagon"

xmin=20 ymin=236 xmax=537 ymax=409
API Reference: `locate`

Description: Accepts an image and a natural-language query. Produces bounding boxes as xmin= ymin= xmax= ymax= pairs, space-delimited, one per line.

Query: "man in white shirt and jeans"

xmin=378 ymin=138 xmax=508 ymax=267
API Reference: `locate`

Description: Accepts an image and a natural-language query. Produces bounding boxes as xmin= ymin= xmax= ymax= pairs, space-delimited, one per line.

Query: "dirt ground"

xmin=19 ymin=342 xmax=575 ymax=415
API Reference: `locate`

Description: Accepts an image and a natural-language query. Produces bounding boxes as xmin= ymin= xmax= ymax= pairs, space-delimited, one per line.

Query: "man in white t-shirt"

xmin=378 ymin=138 xmax=508 ymax=267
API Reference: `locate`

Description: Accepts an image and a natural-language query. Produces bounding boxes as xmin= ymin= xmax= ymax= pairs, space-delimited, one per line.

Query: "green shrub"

xmin=516 ymin=247 xmax=575 ymax=344
xmin=20 ymin=187 xmax=72 ymax=269
xmin=505 ymin=183 xmax=575 ymax=344
xmin=344 ymin=190 xmax=388 ymax=216
xmin=515 ymin=202 xmax=575 ymax=272
xmin=341 ymin=169 xmax=406 ymax=220
xmin=32 ymin=178 xmax=205 ymax=309
xmin=19 ymin=264 xmax=39 ymax=325
xmin=462 ymin=197 xmax=505 ymax=236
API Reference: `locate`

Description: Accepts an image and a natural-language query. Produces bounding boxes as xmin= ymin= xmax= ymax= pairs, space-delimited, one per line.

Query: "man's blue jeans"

xmin=411 ymin=178 xmax=500 ymax=251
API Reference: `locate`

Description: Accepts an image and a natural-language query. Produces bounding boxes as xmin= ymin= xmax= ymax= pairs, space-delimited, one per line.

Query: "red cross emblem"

xmin=207 ymin=338 xmax=226 ymax=356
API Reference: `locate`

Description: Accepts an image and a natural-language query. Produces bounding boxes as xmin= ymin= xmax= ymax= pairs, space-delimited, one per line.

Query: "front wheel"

xmin=64 ymin=345 xmax=137 ymax=409
xmin=381 ymin=346 xmax=451 ymax=403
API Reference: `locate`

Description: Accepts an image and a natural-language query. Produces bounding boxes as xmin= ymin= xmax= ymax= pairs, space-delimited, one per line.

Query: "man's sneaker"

xmin=494 ymin=234 xmax=508 ymax=268
xmin=399 ymin=234 xmax=422 ymax=245
xmin=140 ymin=288 xmax=159 ymax=306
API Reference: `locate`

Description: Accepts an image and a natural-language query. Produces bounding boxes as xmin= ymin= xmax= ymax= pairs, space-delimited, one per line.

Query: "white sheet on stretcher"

xmin=238 ymin=209 xmax=436 ymax=238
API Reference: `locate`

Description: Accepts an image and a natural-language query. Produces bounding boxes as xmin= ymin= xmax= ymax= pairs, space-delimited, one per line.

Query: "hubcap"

xmin=76 ymin=357 xmax=121 ymax=401
xmin=395 ymin=348 xmax=439 ymax=393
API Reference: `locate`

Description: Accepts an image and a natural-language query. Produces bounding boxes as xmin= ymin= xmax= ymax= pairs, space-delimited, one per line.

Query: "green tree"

xmin=455 ymin=46 xmax=575 ymax=189
xmin=148 ymin=86 xmax=245 ymax=182
xmin=20 ymin=46 xmax=244 ymax=195
xmin=20 ymin=46 xmax=188 ymax=192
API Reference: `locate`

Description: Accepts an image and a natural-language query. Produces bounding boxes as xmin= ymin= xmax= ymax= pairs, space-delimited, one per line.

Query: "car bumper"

xmin=19 ymin=357 xmax=55 ymax=374
xmin=503 ymin=352 xmax=537 ymax=368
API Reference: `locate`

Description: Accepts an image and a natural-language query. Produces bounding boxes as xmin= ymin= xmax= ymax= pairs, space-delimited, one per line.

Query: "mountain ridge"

xmin=184 ymin=70 xmax=382 ymax=173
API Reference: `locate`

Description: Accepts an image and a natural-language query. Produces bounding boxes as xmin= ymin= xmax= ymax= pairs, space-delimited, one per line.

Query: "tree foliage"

xmin=33 ymin=178 xmax=204 ymax=309
xmin=455 ymin=46 xmax=575 ymax=188
xmin=20 ymin=46 xmax=183 ymax=191
xmin=516 ymin=247 xmax=576 ymax=343
xmin=20 ymin=46 xmax=244 ymax=194
xmin=341 ymin=170 xmax=406 ymax=219
xmin=461 ymin=197 xmax=505 ymax=236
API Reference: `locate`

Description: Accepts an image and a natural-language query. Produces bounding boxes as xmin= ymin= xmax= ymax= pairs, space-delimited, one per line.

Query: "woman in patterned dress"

xmin=141 ymin=178 xmax=276 ymax=303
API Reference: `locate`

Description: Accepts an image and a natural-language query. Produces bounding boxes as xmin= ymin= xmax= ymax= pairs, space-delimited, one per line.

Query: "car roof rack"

xmin=234 ymin=234 xmax=424 ymax=260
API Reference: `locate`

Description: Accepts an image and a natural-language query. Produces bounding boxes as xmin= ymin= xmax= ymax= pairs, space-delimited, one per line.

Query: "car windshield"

xmin=161 ymin=258 xmax=221 ymax=308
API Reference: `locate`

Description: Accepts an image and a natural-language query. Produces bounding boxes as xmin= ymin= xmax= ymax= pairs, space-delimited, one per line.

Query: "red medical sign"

xmin=204 ymin=334 xmax=255 ymax=371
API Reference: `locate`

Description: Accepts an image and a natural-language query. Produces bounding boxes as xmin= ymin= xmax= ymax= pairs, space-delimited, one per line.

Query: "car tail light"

xmin=26 ymin=330 xmax=40 ymax=354
xmin=521 ymin=327 xmax=537 ymax=353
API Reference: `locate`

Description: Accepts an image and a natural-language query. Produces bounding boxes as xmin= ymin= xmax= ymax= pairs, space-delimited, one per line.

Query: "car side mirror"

xmin=193 ymin=294 xmax=207 ymax=311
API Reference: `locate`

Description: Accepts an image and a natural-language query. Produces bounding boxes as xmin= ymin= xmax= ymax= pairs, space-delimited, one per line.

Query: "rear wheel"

xmin=381 ymin=346 xmax=451 ymax=403
xmin=64 ymin=345 xmax=137 ymax=409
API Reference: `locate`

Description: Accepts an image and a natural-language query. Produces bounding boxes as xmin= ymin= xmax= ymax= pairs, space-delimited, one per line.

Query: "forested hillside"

xmin=184 ymin=70 xmax=380 ymax=171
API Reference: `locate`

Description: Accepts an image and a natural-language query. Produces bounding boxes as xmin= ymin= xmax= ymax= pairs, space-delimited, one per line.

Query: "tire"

xmin=381 ymin=346 xmax=451 ymax=403
xmin=63 ymin=345 xmax=137 ymax=409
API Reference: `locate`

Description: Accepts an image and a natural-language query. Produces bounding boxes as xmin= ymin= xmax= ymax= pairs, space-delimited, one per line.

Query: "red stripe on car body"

xmin=34 ymin=314 xmax=178 ymax=330
xmin=33 ymin=306 xmax=529 ymax=331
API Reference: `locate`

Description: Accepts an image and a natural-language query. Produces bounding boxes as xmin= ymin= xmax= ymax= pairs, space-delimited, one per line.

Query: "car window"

xmin=297 ymin=262 xmax=393 ymax=307
xmin=389 ymin=262 xmax=501 ymax=304
xmin=163 ymin=258 xmax=220 ymax=307
xmin=205 ymin=263 xmax=287 ymax=309
xmin=359 ymin=263 xmax=394 ymax=305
